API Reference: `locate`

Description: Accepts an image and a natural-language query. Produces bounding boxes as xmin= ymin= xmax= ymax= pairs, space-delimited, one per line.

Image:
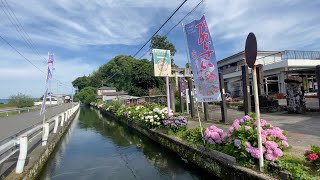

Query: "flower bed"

xmin=100 ymin=102 xmax=318 ymax=178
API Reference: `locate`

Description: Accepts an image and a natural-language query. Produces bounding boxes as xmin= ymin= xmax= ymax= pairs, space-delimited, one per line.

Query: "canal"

xmin=39 ymin=106 xmax=215 ymax=179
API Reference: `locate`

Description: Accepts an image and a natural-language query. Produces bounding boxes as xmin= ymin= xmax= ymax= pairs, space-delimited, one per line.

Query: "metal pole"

xmin=316 ymin=65 xmax=320 ymax=110
xmin=252 ymin=65 xmax=264 ymax=172
xmin=166 ymin=76 xmax=171 ymax=116
xmin=219 ymin=73 xmax=227 ymax=123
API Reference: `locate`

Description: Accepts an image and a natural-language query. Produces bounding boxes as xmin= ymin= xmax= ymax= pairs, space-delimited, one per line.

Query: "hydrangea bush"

xmin=163 ymin=116 xmax=188 ymax=133
xmin=304 ymin=145 xmax=320 ymax=168
xmin=224 ymin=115 xmax=289 ymax=164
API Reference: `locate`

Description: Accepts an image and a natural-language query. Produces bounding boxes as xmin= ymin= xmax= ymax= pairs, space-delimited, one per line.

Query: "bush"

xmin=224 ymin=114 xmax=289 ymax=165
xmin=278 ymin=156 xmax=314 ymax=180
xmin=8 ymin=93 xmax=34 ymax=108
xmin=181 ymin=127 xmax=204 ymax=145
xmin=304 ymin=145 xmax=320 ymax=169
xmin=163 ymin=116 xmax=187 ymax=133
xmin=74 ymin=86 xmax=96 ymax=104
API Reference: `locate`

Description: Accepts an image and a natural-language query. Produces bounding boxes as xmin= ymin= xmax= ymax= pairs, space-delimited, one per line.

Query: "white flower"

xmin=157 ymin=122 xmax=160 ymax=125
xmin=149 ymin=111 xmax=152 ymax=114
xmin=145 ymin=120 xmax=148 ymax=122
xmin=154 ymin=115 xmax=158 ymax=118
xmin=128 ymin=111 xmax=131 ymax=114
xmin=141 ymin=117 xmax=144 ymax=120
xmin=150 ymin=119 xmax=154 ymax=122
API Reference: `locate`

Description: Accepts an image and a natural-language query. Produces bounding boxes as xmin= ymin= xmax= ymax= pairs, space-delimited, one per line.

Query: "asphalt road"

xmin=0 ymin=103 xmax=73 ymax=141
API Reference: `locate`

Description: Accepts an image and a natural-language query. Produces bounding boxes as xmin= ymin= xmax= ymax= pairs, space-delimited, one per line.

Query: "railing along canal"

xmin=0 ymin=103 xmax=80 ymax=174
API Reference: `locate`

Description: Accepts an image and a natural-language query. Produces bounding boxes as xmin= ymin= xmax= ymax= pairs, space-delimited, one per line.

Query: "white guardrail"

xmin=0 ymin=103 xmax=80 ymax=174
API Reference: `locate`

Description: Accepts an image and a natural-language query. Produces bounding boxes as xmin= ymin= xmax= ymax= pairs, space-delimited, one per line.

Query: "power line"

xmin=132 ymin=0 xmax=188 ymax=58
xmin=0 ymin=0 xmax=47 ymax=63
xmin=138 ymin=0 xmax=205 ymax=59
xmin=0 ymin=34 xmax=73 ymax=89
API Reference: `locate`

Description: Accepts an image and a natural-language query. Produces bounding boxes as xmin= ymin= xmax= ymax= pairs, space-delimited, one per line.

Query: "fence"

xmin=0 ymin=106 xmax=41 ymax=117
xmin=0 ymin=103 xmax=80 ymax=174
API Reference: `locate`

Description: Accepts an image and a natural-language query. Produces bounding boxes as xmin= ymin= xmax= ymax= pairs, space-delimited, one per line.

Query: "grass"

xmin=0 ymin=103 xmax=16 ymax=110
xmin=278 ymin=155 xmax=319 ymax=180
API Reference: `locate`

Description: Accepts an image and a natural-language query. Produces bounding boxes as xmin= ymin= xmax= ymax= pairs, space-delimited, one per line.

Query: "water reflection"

xmin=39 ymin=106 xmax=214 ymax=180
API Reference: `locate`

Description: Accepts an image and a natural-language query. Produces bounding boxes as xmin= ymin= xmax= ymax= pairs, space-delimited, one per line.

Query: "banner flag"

xmin=40 ymin=88 xmax=48 ymax=115
xmin=184 ymin=15 xmax=220 ymax=102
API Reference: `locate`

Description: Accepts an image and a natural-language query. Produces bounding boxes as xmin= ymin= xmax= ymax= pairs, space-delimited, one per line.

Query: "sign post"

xmin=245 ymin=32 xmax=264 ymax=172
xmin=152 ymin=49 xmax=171 ymax=117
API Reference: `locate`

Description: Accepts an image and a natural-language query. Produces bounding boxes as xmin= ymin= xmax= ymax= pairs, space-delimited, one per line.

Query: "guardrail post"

xmin=53 ymin=116 xmax=59 ymax=133
xmin=60 ymin=114 xmax=64 ymax=126
xmin=16 ymin=135 xmax=28 ymax=174
xmin=42 ymin=123 xmax=50 ymax=146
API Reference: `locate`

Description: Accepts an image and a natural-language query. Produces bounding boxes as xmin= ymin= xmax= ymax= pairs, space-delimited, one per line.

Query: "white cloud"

xmin=0 ymin=46 xmax=98 ymax=98
xmin=204 ymin=0 xmax=320 ymax=59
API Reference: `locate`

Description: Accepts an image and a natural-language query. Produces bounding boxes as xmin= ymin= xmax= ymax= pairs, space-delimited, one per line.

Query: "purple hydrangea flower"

xmin=234 ymin=139 xmax=241 ymax=147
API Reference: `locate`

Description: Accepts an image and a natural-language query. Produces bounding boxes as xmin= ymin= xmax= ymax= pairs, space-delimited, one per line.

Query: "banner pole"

xmin=252 ymin=65 xmax=264 ymax=172
xmin=166 ymin=76 xmax=171 ymax=117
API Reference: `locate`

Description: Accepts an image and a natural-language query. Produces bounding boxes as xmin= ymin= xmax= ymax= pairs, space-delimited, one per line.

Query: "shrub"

xmin=304 ymin=145 xmax=320 ymax=168
xmin=181 ymin=127 xmax=204 ymax=145
xmin=225 ymin=115 xmax=289 ymax=165
xmin=163 ymin=116 xmax=187 ymax=133
xmin=8 ymin=93 xmax=34 ymax=108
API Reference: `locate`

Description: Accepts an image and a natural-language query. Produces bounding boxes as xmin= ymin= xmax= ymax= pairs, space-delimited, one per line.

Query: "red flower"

xmin=308 ymin=153 xmax=319 ymax=161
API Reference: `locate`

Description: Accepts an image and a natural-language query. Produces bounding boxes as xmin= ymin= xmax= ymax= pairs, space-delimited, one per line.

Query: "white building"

xmin=218 ymin=50 xmax=320 ymax=97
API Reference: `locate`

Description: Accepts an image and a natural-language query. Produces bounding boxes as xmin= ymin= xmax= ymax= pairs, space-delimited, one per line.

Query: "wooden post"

xmin=219 ymin=73 xmax=227 ymax=123
xmin=187 ymin=79 xmax=195 ymax=118
xmin=316 ymin=65 xmax=320 ymax=110
xmin=242 ymin=65 xmax=251 ymax=115
xmin=169 ymin=84 xmax=175 ymax=113
xmin=203 ymin=102 xmax=209 ymax=121
xmin=178 ymin=78 xmax=184 ymax=113
xmin=256 ymin=64 xmax=264 ymax=95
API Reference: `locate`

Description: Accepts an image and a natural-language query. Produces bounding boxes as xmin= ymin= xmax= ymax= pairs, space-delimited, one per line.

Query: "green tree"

xmin=72 ymin=76 xmax=90 ymax=91
xmin=74 ymin=86 xmax=96 ymax=104
xmin=8 ymin=93 xmax=34 ymax=107
xmin=150 ymin=35 xmax=177 ymax=66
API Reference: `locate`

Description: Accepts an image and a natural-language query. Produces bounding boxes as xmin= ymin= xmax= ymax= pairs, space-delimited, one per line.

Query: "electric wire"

xmin=138 ymin=0 xmax=205 ymax=59
xmin=132 ymin=0 xmax=188 ymax=58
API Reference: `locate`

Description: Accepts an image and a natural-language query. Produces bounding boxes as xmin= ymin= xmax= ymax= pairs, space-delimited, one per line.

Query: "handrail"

xmin=0 ymin=103 xmax=80 ymax=175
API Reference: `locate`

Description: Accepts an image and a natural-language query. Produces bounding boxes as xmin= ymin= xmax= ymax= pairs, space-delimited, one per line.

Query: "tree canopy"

xmin=74 ymin=86 xmax=96 ymax=104
xmin=72 ymin=55 xmax=165 ymax=97
xmin=150 ymin=35 xmax=177 ymax=66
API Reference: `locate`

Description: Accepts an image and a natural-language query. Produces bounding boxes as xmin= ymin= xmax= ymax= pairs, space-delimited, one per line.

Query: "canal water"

xmin=39 ymin=106 xmax=215 ymax=180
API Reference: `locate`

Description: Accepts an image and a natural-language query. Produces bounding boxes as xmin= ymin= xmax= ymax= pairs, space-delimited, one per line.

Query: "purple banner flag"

xmin=184 ymin=15 xmax=220 ymax=102
xmin=180 ymin=77 xmax=186 ymax=97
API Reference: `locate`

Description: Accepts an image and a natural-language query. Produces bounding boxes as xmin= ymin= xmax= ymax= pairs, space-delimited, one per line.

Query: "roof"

xmin=101 ymin=91 xmax=128 ymax=96
xmin=218 ymin=50 xmax=281 ymax=64
xmin=97 ymin=86 xmax=117 ymax=90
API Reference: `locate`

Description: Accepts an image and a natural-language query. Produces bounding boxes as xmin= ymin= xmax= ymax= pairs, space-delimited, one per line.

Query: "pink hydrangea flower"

xmin=250 ymin=148 xmax=261 ymax=159
xmin=245 ymin=126 xmax=251 ymax=131
xmin=273 ymin=148 xmax=283 ymax=157
xmin=281 ymin=140 xmax=289 ymax=147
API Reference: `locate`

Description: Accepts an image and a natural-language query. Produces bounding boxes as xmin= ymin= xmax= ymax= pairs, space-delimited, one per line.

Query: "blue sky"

xmin=0 ymin=0 xmax=319 ymax=98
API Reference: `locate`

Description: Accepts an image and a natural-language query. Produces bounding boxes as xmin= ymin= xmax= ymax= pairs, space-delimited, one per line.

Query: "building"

xmin=218 ymin=50 xmax=320 ymax=97
xmin=96 ymin=86 xmax=129 ymax=103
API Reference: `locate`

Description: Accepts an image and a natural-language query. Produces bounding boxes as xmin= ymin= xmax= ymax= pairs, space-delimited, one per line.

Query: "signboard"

xmin=184 ymin=15 xmax=220 ymax=102
xmin=245 ymin=32 xmax=257 ymax=68
xmin=152 ymin=49 xmax=171 ymax=77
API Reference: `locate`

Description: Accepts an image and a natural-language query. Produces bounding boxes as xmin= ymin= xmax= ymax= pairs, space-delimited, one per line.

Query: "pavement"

xmin=0 ymin=103 xmax=72 ymax=141
xmin=186 ymin=104 xmax=320 ymax=157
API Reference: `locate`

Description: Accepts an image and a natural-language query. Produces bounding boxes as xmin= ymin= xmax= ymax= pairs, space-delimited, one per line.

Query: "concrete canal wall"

xmin=3 ymin=104 xmax=80 ymax=180
xmin=100 ymin=108 xmax=275 ymax=180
